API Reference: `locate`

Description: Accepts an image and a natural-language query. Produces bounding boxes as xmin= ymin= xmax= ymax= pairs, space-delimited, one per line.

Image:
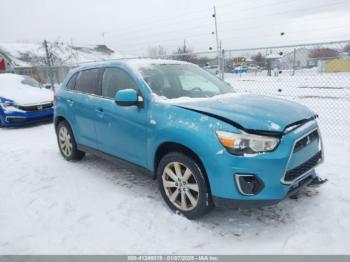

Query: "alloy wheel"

xmin=58 ymin=126 xmax=73 ymax=157
xmin=162 ymin=161 xmax=199 ymax=211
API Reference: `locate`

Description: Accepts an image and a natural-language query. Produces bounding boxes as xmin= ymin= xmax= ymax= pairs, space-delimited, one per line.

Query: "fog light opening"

xmin=235 ymin=174 xmax=264 ymax=196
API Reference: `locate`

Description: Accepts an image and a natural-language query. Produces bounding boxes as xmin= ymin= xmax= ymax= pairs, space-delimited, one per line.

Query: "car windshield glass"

xmin=21 ymin=76 xmax=40 ymax=88
xmin=139 ymin=64 xmax=233 ymax=99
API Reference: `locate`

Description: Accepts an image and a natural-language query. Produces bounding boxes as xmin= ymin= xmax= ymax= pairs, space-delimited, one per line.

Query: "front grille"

xmin=17 ymin=102 xmax=53 ymax=112
xmin=294 ymin=129 xmax=319 ymax=153
xmin=284 ymin=151 xmax=322 ymax=182
xmin=6 ymin=115 xmax=52 ymax=123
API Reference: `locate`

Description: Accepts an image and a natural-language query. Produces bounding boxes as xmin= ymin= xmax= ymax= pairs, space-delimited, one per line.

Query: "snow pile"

xmin=0 ymin=73 xmax=53 ymax=105
xmin=0 ymin=42 xmax=122 ymax=67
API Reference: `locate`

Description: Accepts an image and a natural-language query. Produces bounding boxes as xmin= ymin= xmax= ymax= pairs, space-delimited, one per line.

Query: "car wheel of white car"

xmin=56 ymin=121 xmax=85 ymax=161
xmin=157 ymin=152 xmax=212 ymax=219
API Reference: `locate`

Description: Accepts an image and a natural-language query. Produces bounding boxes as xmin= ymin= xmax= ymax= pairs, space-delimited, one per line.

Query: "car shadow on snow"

xmin=75 ymin=152 xmax=320 ymax=238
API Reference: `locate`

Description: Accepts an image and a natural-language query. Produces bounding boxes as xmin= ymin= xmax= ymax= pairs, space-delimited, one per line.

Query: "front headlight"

xmin=216 ymin=130 xmax=280 ymax=156
xmin=0 ymin=99 xmax=14 ymax=108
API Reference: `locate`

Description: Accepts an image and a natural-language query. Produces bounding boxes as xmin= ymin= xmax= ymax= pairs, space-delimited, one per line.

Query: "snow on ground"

xmin=0 ymin=122 xmax=350 ymax=254
xmin=1 ymin=69 xmax=350 ymax=254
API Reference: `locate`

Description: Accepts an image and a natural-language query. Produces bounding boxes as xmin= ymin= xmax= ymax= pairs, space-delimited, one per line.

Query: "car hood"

xmin=0 ymin=74 xmax=53 ymax=105
xmin=168 ymin=93 xmax=316 ymax=133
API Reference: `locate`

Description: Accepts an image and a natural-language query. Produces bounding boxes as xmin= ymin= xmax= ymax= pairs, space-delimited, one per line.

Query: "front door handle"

xmin=95 ymin=107 xmax=105 ymax=118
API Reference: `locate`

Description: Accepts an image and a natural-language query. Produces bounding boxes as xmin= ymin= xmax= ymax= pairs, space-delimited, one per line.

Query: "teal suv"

xmin=54 ymin=59 xmax=324 ymax=219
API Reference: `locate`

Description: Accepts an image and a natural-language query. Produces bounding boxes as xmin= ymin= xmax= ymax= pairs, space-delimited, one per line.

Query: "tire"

xmin=157 ymin=152 xmax=213 ymax=219
xmin=56 ymin=120 xmax=85 ymax=161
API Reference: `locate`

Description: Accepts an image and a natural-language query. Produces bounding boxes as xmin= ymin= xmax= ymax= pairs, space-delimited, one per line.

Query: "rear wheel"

xmin=157 ymin=152 xmax=212 ymax=219
xmin=56 ymin=121 xmax=85 ymax=161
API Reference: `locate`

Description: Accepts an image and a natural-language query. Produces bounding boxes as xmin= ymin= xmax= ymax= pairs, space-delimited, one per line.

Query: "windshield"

xmin=21 ymin=76 xmax=41 ymax=88
xmin=139 ymin=64 xmax=233 ymax=99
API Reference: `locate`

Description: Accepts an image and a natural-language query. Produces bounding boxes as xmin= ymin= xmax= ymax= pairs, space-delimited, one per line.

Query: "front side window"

xmin=75 ymin=69 xmax=101 ymax=95
xmin=178 ymin=71 xmax=220 ymax=94
xmin=102 ymin=68 xmax=138 ymax=99
xmin=139 ymin=64 xmax=233 ymax=99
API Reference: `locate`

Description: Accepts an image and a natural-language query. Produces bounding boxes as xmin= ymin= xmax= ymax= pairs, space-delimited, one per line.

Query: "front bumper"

xmin=204 ymin=119 xmax=323 ymax=207
xmin=213 ymin=171 xmax=317 ymax=208
xmin=0 ymin=108 xmax=54 ymax=127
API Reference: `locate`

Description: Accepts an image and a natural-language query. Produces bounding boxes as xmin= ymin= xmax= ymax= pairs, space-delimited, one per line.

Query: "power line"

xmin=218 ymin=0 xmax=350 ymax=25
xmin=99 ymin=24 xmax=349 ymax=54
xmin=87 ymin=0 xmax=349 ymax=46
xmin=81 ymin=0 xmax=300 ymax=40
xmin=101 ymin=11 xmax=349 ymax=46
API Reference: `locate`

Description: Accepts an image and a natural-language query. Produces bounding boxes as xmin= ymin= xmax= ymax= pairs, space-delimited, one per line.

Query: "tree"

xmin=147 ymin=45 xmax=167 ymax=57
xmin=172 ymin=42 xmax=198 ymax=63
xmin=343 ymin=44 xmax=350 ymax=53
xmin=251 ymin=52 xmax=266 ymax=66
xmin=309 ymin=48 xmax=339 ymax=59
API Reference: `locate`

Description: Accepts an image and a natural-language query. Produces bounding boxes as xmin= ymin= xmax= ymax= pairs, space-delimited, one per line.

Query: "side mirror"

xmin=115 ymin=89 xmax=140 ymax=106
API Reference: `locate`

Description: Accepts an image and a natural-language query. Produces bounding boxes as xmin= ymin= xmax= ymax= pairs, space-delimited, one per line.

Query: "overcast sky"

xmin=1 ymin=0 xmax=349 ymax=56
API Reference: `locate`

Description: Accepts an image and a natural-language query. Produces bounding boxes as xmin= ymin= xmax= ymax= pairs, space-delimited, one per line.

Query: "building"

xmin=280 ymin=48 xmax=316 ymax=69
xmin=0 ymin=42 xmax=121 ymax=82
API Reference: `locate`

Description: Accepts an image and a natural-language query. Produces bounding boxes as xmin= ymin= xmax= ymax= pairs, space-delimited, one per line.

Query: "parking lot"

xmin=1 ymin=122 xmax=350 ymax=254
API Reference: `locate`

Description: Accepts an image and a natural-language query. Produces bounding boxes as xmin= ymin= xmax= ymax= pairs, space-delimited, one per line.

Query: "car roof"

xmin=73 ymin=58 xmax=190 ymax=72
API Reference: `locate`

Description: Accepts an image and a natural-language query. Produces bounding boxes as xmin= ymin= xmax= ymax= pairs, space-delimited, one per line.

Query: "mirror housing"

xmin=115 ymin=89 xmax=140 ymax=106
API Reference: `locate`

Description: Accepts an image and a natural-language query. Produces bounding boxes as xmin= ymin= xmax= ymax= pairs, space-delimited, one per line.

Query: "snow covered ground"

xmin=1 ymin=69 xmax=350 ymax=254
xmin=0 ymin=122 xmax=350 ymax=254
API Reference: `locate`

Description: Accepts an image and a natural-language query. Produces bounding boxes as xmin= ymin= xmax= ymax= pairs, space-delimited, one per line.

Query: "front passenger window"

xmin=102 ymin=68 xmax=139 ymax=99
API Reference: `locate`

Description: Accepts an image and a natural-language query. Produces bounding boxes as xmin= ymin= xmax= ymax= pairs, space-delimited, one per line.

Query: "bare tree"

xmin=309 ymin=48 xmax=339 ymax=60
xmin=251 ymin=52 xmax=266 ymax=67
xmin=147 ymin=45 xmax=167 ymax=58
xmin=343 ymin=44 xmax=350 ymax=53
xmin=172 ymin=41 xmax=199 ymax=63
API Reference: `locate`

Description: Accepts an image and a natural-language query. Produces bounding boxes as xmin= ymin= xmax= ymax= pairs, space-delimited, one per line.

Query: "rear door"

xmin=70 ymin=68 xmax=103 ymax=149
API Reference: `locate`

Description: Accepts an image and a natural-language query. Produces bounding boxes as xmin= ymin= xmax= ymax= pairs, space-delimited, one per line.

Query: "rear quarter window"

xmin=65 ymin=73 xmax=78 ymax=90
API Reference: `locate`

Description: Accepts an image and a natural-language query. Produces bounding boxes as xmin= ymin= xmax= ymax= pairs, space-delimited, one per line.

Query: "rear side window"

xmin=75 ymin=69 xmax=102 ymax=95
xmin=66 ymin=73 xmax=78 ymax=90
xmin=102 ymin=68 xmax=139 ymax=99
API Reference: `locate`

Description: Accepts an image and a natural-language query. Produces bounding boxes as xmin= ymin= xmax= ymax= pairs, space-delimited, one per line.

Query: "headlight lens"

xmin=0 ymin=100 xmax=15 ymax=109
xmin=216 ymin=130 xmax=280 ymax=155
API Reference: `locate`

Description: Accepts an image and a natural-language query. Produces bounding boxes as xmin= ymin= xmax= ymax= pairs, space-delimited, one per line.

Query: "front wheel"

xmin=56 ymin=121 xmax=85 ymax=161
xmin=157 ymin=152 xmax=212 ymax=219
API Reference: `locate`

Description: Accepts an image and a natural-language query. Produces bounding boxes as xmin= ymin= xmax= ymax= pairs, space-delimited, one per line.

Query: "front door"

xmin=94 ymin=67 xmax=149 ymax=168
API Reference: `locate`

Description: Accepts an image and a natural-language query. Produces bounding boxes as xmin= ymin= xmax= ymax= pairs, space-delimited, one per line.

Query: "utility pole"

xmin=43 ymin=40 xmax=55 ymax=91
xmin=213 ymin=6 xmax=223 ymax=79
xmin=102 ymin=32 xmax=106 ymax=45
xmin=221 ymin=47 xmax=225 ymax=80
xmin=292 ymin=48 xmax=296 ymax=76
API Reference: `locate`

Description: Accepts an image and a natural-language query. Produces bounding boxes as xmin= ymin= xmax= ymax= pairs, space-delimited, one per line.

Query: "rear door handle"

xmin=66 ymin=98 xmax=74 ymax=106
